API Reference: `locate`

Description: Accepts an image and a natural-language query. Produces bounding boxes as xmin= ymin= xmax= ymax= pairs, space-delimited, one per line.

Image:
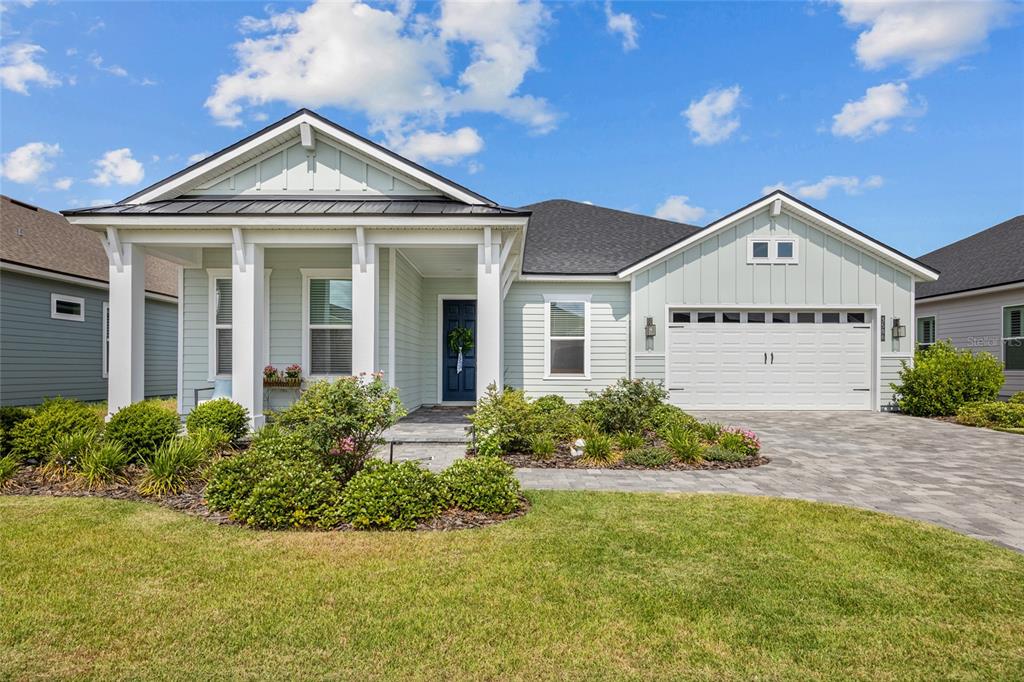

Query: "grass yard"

xmin=2 ymin=492 xmax=1022 ymax=680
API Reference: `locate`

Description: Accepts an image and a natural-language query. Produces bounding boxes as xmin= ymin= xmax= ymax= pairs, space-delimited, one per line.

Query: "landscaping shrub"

xmin=440 ymin=456 xmax=520 ymax=514
xmin=528 ymin=433 xmax=556 ymax=460
xmin=275 ymin=375 xmax=405 ymax=479
xmin=186 ymin=399 xmax=250 ymax=442
xmin=1009 ymin=392 xmax=1024 ymax=405
xmin=577 ymin=378 xmax=668 ymax=434
xmin=138 ymin=437 xmax=206 ymax=497
xmin=75 ymin=442 xmax=131 ymax=488
xmin=622 ymin=447 xmax=673 ymax=467
xmin=233 ymin=457 xmax=344 ymax=530
xmin=892 ymin=341 xmax=1005 ymax=416
xmin=615 ymin=431 xmax=645 ymax=452
xmin=105 ymin=401 xmax=180 ymax=460
xmin=717 ymin=429 xmax=760 ymax=457
xmin=0 ymin=454 xmax=19 ymax=487
xmin=696 ymin=421 xmax=723 ymax=442
xmin=43 ymin=429 xmax=101 ymax=479
xmin=532 ymin=394 xmax=582 ymax=442
xmin=703 ymin=444 xmax=745 ymax=463
xmin=188 ymin=426 xmax=233 ymax=457
xmin=339 ymin=460 xmax=443 ymax=530
xmin=469 ymin=384 xmax=537 ymax=456
xmin=9 ymin=398 xmax=103 ymax=461
xmin=0 ymin=406 xmax=33 ymax=457
xmin=956 ymin=401 xmax=1024 ymax=431
xmin=665 ymin=426 xmax=704 ymax=464
xmin=651 ymin=403 xmax=699 ymax=440
xmin=581 ymin=430 xmax=616 ymax=465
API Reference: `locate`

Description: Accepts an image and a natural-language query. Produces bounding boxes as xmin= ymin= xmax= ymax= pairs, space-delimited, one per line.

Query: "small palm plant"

xmin=75 ymin=442 xmax=132 ymax=488
xmin=139 ymin=437 xmax=207 ymax=497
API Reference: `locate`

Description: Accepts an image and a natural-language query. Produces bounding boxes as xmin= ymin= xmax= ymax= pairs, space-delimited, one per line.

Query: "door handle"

xmin=771 ymin=352 xmax=774 ymax=364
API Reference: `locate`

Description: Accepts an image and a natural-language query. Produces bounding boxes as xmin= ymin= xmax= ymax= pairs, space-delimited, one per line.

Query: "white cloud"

xmin=604 ymin=1 xmax=639 ymax=52
xmin=654 ymin=195 xmax=707 ymax=224
xmin=391 ymin=127 xmax=484 ymax=165
xmin=89 ymin=148 xmax=145 ymax=186
xmin=187 ymin=151 xmax=211 ymax=164
xmin=763 ymin=175 xmax=884 ymax=200
xmin=837 ymin=0 xmax=1014 ymax=76
xmin=0 ymin=142 xmax=61 ymax=184
xmin=53 ymin=177 xmax=73 ymax=190
xmin=831 ymin=81 xmax=924 ymax=139
xmin=683 ymin=85 xmax=742 ymax=145
xmin=206 ymin=0 xmax=555 ymax=161
xmin=0 ymin=43 xmax=60 ymax=94
xmin=88 ymin=54 xmax=128 ymax=78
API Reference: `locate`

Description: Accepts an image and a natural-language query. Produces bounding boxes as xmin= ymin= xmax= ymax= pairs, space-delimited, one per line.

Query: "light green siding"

xmin=880 ymin=356 xmax=906 ymax=410
xmin=633 ymin=208 xmax=915 ymax=358
xmin=634 ymin=354 xmax=665 ymax=384
xmin=503 ymin=280 xmax=630 ymax=402
xmin=393 ymin=251 xmax=425 ymax=410
xmin=144 ymin=300 xmax=178 ymax=398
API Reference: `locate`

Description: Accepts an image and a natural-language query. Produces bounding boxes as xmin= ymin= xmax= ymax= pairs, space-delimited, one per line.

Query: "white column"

xmin=351 ymin=243 xmax=378 ymax=376
xmin=476 ymin=232 xmax=502 ymax=399
xmin=107 ymin=243 xmax=146 ymax=416
xmin=231 ymin=241 xmax=265 ymax=430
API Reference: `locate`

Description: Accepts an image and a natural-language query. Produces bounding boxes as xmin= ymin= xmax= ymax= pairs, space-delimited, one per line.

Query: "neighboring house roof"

xmin=519 ymin=199 xmax=701 ymax=275
xmin=916 ymin=214 xmax=1024 ymax=300
xmin=1 ymin=195 xmax=178 ymax=297
xmin=62 ymin=196 xmax=527 ymax=217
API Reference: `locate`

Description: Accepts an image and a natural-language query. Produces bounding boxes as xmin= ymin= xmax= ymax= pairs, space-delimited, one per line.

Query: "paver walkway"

xmin=518 ymin=411 xmax=1024 ymax=552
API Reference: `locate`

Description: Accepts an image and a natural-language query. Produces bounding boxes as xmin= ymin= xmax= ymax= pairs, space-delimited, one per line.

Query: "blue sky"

xmin=1 ymin=0 xmax=1021 ymax=256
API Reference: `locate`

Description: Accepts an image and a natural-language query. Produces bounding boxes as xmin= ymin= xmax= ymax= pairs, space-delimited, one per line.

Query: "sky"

xmin=1 ymin=0 xmax=1022 ymax=257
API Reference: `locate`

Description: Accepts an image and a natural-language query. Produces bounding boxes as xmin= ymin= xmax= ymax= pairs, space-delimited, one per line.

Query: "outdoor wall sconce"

xmin=645 ymin=316 xmax=657 ymax=351
xmin=892 ymin=317 xmax=907 ymax=339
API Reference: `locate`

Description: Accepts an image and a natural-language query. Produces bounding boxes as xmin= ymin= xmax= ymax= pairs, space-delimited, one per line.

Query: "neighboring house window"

xmin=306 ymin=274 xmax=352 ymax=376
xmin=213 ymin=277 xmax=232 ymax=376
xmin=917 ymin=316 xmax=936 ymax=350
xmin=102 ymin=302 xmax=110 ymax=378
xmin=1005 ymin=305 xmax=1023 ymax=370
xmin=545 ymin=296 xmax=590 ymax=377
xmin=51 ymin=294 xmax=84 ymax=321
xmin=747 ymin=237 xmax=799 ymax=264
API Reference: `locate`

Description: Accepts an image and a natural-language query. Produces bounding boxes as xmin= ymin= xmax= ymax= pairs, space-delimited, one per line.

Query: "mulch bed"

xmin=496 ymin=451 xmax=769 ymax=470
xmin=1 ymin=466 xmax=529 ymax=532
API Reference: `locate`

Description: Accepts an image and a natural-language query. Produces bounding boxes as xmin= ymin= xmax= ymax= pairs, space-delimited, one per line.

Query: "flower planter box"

xmin=263 ymin=378 xmax=303 ymax=389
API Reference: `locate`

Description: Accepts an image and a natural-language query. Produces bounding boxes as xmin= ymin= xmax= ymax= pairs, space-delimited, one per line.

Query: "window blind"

xmin=550 ymin=301 xmax=585 ymax=337
xmin=310 ymin=328 xmax=352 ymax=375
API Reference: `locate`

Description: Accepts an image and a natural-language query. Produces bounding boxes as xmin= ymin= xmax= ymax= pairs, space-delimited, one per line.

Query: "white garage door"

xmin=666 ymin=310 xmax=873 ymax=410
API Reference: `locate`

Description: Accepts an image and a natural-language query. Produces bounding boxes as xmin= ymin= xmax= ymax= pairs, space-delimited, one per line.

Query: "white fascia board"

xmin=130 ymin=112 xmax=488 ymax=206
xmin=0 ymin=261 xmax=176 ymax=302
xmin=518 ymin=274 xmax=621 ymax=282
xmin=65 ymin=214 xmax=529 ymax=229
xmin=617 ymin=192 xmax=939 ymax=282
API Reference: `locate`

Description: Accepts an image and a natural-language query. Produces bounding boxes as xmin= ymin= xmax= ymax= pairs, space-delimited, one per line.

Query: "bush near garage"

xmin=892 ymin=341 xmax=1004 ymax=417
xmin=955 ymin=401 xmax=1024 ymax=433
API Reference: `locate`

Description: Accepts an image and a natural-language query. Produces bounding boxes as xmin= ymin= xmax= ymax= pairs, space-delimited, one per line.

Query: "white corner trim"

xmin=50 ymin=293 xmax=85 ymax=321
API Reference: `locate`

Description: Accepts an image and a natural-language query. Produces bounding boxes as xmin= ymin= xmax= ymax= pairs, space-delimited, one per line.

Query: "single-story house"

xmin=61 ymin=109 xmax=938 ymax=427
xmin=0 ymin=195 xmax=179 ymax=406
xmin=916 ymin=215 xmax=1023 ymax=399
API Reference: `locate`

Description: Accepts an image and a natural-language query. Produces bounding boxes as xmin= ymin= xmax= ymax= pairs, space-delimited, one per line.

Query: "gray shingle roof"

xmin=62 ymin=196 xmax=527 ymax=217
xmin=916 ymin=214 xmax=1024 ymax=299
xmin=519 ymin=199 xmax=701 ymax=275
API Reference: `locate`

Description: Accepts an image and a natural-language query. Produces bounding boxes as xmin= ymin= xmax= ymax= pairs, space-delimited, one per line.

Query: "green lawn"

xmin=2 ymin=492 xmax=1022 ymax=680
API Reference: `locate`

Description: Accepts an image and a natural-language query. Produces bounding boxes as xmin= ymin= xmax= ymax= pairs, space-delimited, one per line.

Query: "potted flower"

xmin=284 ymin=363 xmax=302 ymax=380
xmin=263 ymin=365 xmax=280 ymax=382
xmin=263 ymin=364 xmax=302 ymax=388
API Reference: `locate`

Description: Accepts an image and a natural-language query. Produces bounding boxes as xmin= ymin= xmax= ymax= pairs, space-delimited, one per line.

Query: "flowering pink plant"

xmin=723 ymin=427 xmax=760 ymax=456
xmin=332 ymin=436 xmax=357 ymax=456
xmin=263 ymin=365 xmax=279 ymax=381
xmin=284 ymin=363 xmax=302 ymax=379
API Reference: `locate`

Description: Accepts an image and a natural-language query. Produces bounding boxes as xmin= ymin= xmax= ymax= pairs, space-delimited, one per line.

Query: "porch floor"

xmin=380 ymin=406 xmax=471 ymax=472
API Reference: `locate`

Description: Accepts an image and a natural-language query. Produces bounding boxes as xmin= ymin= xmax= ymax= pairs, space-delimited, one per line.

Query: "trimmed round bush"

xmin=1009 ymin=392 xmax=1024 ymax=405
xmin=0 ymin=406 xmax=33 ymax=457
xmin=233 ymin=458 xmax=344 ymax=530
xmin=339 ymin=460 xmax=443 ymax=530
xmin=105 ymin=401 xmax=180 ymax=460
xmin=892 ymin=341 xmax=1004 ymax=416
xmin=9 ymin=398 xmax=102 ymax=461
xmin=440 ymin=456 xmax=521 ymax=514
xmin=186 ymin=398 xmax=249 ymax=442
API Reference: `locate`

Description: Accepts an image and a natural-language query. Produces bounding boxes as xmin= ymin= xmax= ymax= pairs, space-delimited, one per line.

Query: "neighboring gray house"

xmin=916 ymin=215 xmax=1024 ymax=399
xmin=60 ymin=109 xmax=938 ymax=425
xmin=0 ymin=195 xmax=179 ymax=406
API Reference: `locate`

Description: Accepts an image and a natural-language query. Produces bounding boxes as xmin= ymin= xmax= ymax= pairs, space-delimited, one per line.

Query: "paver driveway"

xmin=516 ymin=411 xmax=1024 ymax=552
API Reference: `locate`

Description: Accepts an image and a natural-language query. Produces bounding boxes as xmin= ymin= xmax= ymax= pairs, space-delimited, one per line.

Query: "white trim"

xmin=300 ymin=268 xmax=354 ymax=380
xmin=50 ymin=293 xmax=85 ymax=321
xmin=618 ymin=192 xmax=938 ymax=281
xmin=68 ymin=214 xmax=529 ymax=229
xmin=127 ymin=111 xmax=490 ymax=206
xmin=0 ymin=261 xmax=178 ymax=302
xmin=102 ymin=301 xmax=110 ymax=378
xmin=542 ymin=293 xmax=592 ymax=380
xmin=916 ymin=281 xmax=1024 ymax=303
xmin=436 ymin=294 xmax=477 ymax=405
xmin=388 ymin=248 xmax=397 ymax=388
xmin=176 ymin=266 xmax=184 ymax=415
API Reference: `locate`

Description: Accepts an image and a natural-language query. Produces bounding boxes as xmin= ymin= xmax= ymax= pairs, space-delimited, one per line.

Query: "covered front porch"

xmin=95 ymin=223 xmax=523 ymax=427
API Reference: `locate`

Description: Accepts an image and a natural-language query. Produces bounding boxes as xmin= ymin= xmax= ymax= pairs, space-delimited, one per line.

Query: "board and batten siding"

xmin=632 ymin=207 xmax=916 ymax=408
xmin=503 ymin=280 xmax=630 ymax=402
xmin=917 ymin=285 xmax=1024 ymax=399
xmin=0 ymin=270 xmax=176 ymax=406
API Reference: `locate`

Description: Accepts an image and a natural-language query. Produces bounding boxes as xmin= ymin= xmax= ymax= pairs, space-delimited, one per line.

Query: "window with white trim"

xmin=917 ymin=316 xmax=936 ymax=350
xmin=307 ymin=276 xmax=352 ymax=376
xmin=1004 ymin=305 xmax=1023 ymax=370
xmin=51 ymin=293 xmax=84 ymax=321
xmin=102 ymin=302 xmax=110 ymax=378
xmin=213 ymin=278 xmax=232 ymax=376
xmin=747 ymin=237 xmax=800 ymax=264
xmin=546 ymin=297 xmax=589 ymax=377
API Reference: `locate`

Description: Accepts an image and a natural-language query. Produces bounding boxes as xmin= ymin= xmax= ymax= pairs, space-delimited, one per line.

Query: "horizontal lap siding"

xmin=504 ymin=281 xmax=630 ymax=402
xmin=144 ymin=299 xmax=178 ymax=397
xmin=394 ymin=252 xmax=425 ymax=410
xmin=880 ymin=356 xmax=908 ymax=410
xmin=917 ymin=286 xmax=1024 ymax=398
xmin=634 ymin=355 xmax=666 ymax=384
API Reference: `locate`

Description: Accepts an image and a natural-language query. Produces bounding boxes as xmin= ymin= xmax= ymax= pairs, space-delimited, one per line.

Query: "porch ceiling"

xmin=398 ymin=246 xmax=477 ymax=278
